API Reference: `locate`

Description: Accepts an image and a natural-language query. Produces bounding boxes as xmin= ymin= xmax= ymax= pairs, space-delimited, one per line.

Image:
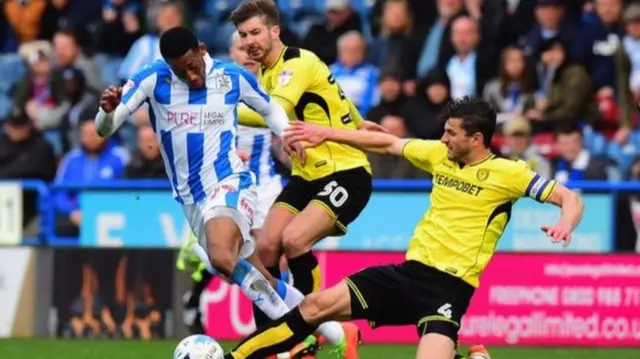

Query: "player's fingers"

xmin=540 ymin=225 xmax=550 ymax=233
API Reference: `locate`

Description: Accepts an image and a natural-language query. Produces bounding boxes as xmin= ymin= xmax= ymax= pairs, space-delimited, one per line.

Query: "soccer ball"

xmin=173 ymin=334 xmax=224 ymax=359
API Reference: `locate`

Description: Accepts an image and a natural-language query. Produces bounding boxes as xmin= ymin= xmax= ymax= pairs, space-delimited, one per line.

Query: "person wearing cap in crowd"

xmin=0 ymin=110 xmax=57 ymax=236
xmin=501 ymin=116 xmax=552 ymax=179
xmin=519 ymin=0 xmax=579 ymax=62
xmin=622 ymin=2 xmax=640 ymax=102
xmin=303 ymin=0 xmax=364 ymax=64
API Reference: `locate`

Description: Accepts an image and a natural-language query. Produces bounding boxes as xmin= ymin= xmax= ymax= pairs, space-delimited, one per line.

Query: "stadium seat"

xmin=582 ymin=129 xmax=607 ymax=157
xmin=531 ymin=133 xmax=557 ymax=158
xmin=0 ymin=54 xmax=26 ymax=94
xmin=606 ymin=140 xmax=637 ymax=176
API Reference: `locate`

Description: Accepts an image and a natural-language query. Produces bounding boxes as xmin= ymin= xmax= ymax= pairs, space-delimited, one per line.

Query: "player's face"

xmin=236 ymin=16 xmax=278 ymax=63
xmin=441 ymin=118 xmax=480 ymax=162
xmin=167 ymin=44 xmax=207 ymax=89
xmin=229 ymin=38 xmax=259 ymax=75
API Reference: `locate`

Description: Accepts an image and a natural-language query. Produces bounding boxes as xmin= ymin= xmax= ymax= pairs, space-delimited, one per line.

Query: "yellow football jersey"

xmin=257 ymin=47 xmax=370 ymax=181
xmin=402 ymin=140 xmax=557 ymax=287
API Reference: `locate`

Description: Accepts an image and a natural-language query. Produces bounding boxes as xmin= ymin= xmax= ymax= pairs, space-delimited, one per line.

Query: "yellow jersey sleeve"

xmin=237 ymin=104 xmax=268 ymax=128
xmin=347 ymin=98 xmax=363 ymax=127
xmin=505 ymin=160 xmax=556 ymax=202
xmin=270 ymin=57 xmax=312 ymax=108
xmin=401 ymin=140 xmax=447 ymax=173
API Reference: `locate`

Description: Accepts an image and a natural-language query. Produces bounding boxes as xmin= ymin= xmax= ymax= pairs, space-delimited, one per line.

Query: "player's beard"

xmin=251 ymin=35 xmax=274 ymax=64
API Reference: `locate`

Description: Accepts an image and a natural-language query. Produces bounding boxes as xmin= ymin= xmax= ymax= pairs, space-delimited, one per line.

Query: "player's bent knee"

xmin=255 ymin=232 xmax=282 ymax=266
xmin=416 ymin=333 xmax=457 ymax=359
xmin=281 ymin=226 xmax=312 ymax=257
xmin=299 ymin=282 xmax=352 ymax=324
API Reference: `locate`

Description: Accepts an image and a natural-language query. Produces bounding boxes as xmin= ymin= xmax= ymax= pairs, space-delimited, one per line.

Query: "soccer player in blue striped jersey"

xmin=96 ymin=27 xmax=345 ymax=358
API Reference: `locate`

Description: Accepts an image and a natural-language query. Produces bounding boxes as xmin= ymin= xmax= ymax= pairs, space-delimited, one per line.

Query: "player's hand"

xmin=541 ymin=223 xmax=572 ymax=247
xmin=284 ymin=122 xmax=329 ymax=148
xmin=100 ymin=86 xmax=123 ymax=113
xmin=282 ymin=139 xmax=307 ymax=166
xmin=359 ymin=120 xmax=389 ymax=133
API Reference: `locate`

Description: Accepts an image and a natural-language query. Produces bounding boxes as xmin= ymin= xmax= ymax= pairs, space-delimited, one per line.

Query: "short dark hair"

xmin=555 ymin=123 xmax=582 ymax=137
xmin=440 ymin=96 xmax=496 ymax=147
xmin=159 ymin=26 xmax=199 ymax=60
xmin=230 ymin=0 xmax=280 ymax=27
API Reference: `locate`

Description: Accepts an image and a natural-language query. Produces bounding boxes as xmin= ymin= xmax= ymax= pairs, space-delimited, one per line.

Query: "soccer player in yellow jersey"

xmin=230 ymin=0 xmax=379 ymax=354
xmin=221 ymin=97 xmax=584 ymax=359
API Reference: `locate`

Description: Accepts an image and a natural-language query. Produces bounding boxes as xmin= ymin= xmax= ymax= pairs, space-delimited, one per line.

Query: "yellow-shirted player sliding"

xmin=229 ymin=1 xmax=386 ymax=358
xmin=220 ymin=96 xmax=585 ymax=359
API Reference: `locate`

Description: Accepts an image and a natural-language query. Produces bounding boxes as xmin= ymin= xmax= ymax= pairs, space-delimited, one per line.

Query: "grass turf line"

xmin=0 ymin=339 xmax=637 ymax=359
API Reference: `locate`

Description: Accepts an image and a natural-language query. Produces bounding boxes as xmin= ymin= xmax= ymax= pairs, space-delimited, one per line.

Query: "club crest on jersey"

xmin=212 ymin=74 xmax=232 ymax=92
xmin=122 ymin=80 xmax=134 ymax=95
xmin=278 ymin=70 xmax=293 ymax=86
xmin=476 ymin=168 xmax=489 ymax=181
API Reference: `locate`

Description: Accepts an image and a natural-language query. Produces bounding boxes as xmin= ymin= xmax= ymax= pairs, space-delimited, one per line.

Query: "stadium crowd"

xmin=0 ymin=0 xmax=640 ymax=250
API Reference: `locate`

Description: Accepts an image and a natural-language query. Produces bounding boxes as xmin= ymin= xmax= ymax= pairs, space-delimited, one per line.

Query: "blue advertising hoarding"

xmin=80 ymin=191 xmax=614 ymax=252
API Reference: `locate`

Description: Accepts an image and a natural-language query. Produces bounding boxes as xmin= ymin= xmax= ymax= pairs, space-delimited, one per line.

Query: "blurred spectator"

xmin=529 ymin=37 xmax=599 ymax=132
xmin=118 ymin=0 xmax=184 ymax=82
xmin=553 ymin=123 xmax=619 ymax=183
xmin=627 ymin=156 xmax=640 ymax=251
xmin=93 ymin=0 xmax=144 ymax=86
xmin=519 ymin=0 xmax=579 ymax=63
xmin=366 ymin=68 xmax=406 ymax=124
xmin=0 ymin=111 xmax=56 ymax=234
xmin=4 ymin=0 xmax=47 ymax=44
xmin=439 ymin=16 xmax=494 ymax=100
xmin=125 ymin=125 xmax=165 ymax=179
xmin=369 ymin=0 xmax=419 ymax=83
xmin=623 ymin=3 xmax=640 ymax=101
xmin=575 ymin=0 xmax=634 ymax=143
xmin=416 ymin=0 xmax=466 ymax=80
xmin=54 ymin=116 xmax=129 ymax=236
xmin=501 ymin=115 xmax=553 ymax=178
xmin=0 ymin=53 xmax=26 ymax=119
xmin=368 ymin=115 xmax=429 ymax=179
xmin=483 ymin=45 xmax=537 ymax=124
xmin=13 ymin=49 xmax=69 ymax=131
xmin=303 ymin=0 xmax=363 ymax=64
xmin=53 ymin=29 xmax=103 ymax=92
xmin=38 ymin=0 xmax=102 ymax=44
xmin=330 ymin=31 xmax=378 ymax=116
xmin=59 ymin=68 xmax=99 ymax=153
xmin=401 ymin=69 xmax=450 ymax=140
xmin=498 ymin=0 xmax=536 ymax=49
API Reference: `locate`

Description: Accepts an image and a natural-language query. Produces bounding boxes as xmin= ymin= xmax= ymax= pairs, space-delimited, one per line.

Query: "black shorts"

xmin=274 ymin=166 xmax=372 ymax=235
xmin=345 ymin=261 xmax=475 ymax=342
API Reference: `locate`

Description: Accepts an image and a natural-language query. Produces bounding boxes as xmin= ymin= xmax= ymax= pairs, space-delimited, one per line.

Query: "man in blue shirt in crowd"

xmin=54 ymin=111 xmax=129 ymax=236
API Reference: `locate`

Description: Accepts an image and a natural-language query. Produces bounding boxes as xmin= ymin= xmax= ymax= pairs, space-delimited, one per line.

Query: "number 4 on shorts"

xmin=437 ymin=303 xmax=453 ymax=319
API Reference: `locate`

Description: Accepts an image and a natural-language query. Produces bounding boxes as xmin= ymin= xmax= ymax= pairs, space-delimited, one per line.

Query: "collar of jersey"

xmin=262 ymin=46 xmax=287 ymax=71
xmin=457 ymin=153 xmax=495 ymax=169
xmin=204 ymin=53 xmax=215 ymax=75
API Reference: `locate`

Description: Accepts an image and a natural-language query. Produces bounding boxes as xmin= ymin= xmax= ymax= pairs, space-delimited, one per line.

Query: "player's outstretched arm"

xmin=285 ymin=121 xmax=408 ymax=155
xmin=541 ymin=183 xmax=584 ymax=246
xmin=95 ymin=86 xmax=132 ymax=137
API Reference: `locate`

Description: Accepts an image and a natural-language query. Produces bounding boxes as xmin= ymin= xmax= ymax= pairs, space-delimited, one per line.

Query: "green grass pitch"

xmin=0 ymin=339 xmax=637 ymax=359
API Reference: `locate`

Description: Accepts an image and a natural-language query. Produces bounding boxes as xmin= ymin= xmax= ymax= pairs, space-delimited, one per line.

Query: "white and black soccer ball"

xmin=173 ymin=334 xmax=224 ymax=359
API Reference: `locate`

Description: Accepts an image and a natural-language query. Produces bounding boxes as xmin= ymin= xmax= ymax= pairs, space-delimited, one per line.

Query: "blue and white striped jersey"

xmin=236 ymin=125 xmax=281 ymax=186
xmin=121 ymin=54 xmax=271 ymax=204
